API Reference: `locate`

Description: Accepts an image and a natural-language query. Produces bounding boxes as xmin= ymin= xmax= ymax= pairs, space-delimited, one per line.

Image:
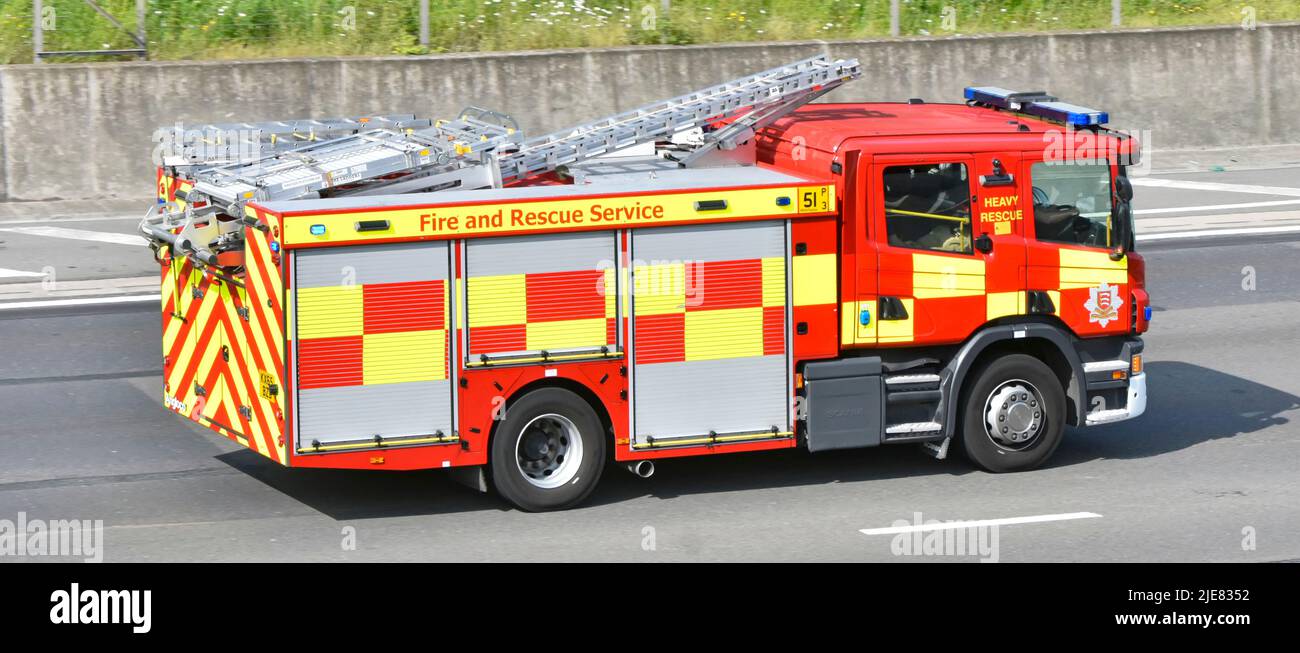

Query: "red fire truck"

xmin=144 ymin=57 xmax=1149 ymax=511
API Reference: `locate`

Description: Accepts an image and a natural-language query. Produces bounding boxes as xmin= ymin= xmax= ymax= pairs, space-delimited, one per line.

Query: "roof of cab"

xmin=764 ymin=101 xmax=1072 ymax=153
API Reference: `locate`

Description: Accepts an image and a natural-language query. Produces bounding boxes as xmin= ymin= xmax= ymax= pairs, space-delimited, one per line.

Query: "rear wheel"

xmin=959 ymin=354 xmax=1066 ymax=473
xmin=490 ymin=388 xmax=606 ymax=511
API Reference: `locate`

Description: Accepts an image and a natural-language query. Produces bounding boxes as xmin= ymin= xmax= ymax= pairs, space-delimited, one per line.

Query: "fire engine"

xmin=142 ymin=57 xmax=1149 ymax=511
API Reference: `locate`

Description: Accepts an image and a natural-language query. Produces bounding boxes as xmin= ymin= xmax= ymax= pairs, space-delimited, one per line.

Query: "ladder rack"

xmin=158 ymin=114 xmax=435 ymax=170
xmin=178 ymin=56 xmax=859 ymax=212
xmin=144 ymin=55 xmax=861 ymax=265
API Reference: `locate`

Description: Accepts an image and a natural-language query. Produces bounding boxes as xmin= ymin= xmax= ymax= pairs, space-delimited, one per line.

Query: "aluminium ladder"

xmin=158 ymin=114 xmax=436 ymax=170
xmin=179 ymin=56 xmax=861 ymax=213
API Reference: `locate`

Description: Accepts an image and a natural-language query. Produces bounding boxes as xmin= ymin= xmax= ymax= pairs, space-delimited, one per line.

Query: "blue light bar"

xmin=964 ymin=86 xmax=1055 ymax=110
xmin=310 ymin=224 xmax=326 ymax=236
xmin=1022 ymin=100 xmax=1110 ymax=126
xmin=964 ymin=87 xmax=1109 ymax=126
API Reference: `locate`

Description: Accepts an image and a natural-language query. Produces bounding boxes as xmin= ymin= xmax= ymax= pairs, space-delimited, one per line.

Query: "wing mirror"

xmin=1110 ymin=200 xmax=1132 ymax=261
xmin=1114 ymin=175 xmax=1134 ymax=202
xmin=1109 ymin=174 xmax=1135 ymax=260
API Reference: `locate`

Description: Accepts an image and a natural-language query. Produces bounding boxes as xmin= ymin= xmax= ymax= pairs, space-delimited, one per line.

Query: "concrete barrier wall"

xmin=1 ymin=22 xmax=1297 ymax=202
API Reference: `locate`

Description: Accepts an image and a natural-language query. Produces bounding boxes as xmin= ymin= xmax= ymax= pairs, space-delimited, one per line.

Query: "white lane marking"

xmin=1131 ymin=177 xmax=1300 ymax=198
xmin=859 ymin=512 xmax=1101 ymax=535
xmin=0 ymin=294 xmax=160 ymax=311
xmin=0 ymin=226 xmax=147 ymax=246
xmin=0 ymin=215 xmax=143 ymax=226
xmin=1137 ymin=225 xmax=1300 ymax=242
xmin=1136 ymin=199 xmax=1300 ymax=215
xmin=0 ymin=267 xmax=48 ymax=278
xmin=1137 ymin=210 xmax=1300 ymax=230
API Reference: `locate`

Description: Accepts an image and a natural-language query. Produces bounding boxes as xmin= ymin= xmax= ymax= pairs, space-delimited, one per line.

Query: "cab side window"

xmin=883 ymin=163 xmax=973 ymax=254
xmin=1030 ymin=162 xmax=1113 ymax=248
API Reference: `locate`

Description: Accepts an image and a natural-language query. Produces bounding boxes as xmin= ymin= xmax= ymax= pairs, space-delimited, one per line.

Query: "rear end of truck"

xmin=156 ymin=172 xmax=289 ymax=465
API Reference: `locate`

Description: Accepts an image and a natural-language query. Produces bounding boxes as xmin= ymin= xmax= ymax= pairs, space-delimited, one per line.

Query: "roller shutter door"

xmin=293 ymin=242 xmax=453 ymax=450
xmin=630 ymin=221 xmax=790 ymax=446
xmin=464 ymin=231 xmax=619 ymax=364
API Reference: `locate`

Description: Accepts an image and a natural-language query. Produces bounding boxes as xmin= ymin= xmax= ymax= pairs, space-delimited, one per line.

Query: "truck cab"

xmin=759 ymin=91 xmax=1148 ymax=469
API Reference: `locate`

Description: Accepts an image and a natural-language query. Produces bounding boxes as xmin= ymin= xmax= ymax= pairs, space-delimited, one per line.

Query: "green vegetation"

xmin=0 ymin=0 xmax=1293 ymax=64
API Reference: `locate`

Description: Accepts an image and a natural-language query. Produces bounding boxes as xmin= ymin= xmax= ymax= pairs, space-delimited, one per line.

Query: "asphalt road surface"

xmin=2 ymin=165 xmax=1299 ymax=562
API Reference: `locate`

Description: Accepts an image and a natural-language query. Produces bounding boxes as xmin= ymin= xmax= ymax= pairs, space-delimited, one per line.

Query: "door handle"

xmin=1027 ymin=290 xmax=1056 ymax=315
xmin=975 ymin=233 xmax=994 ymax=253
xmin=879 ymin=296 xmax=909 ymax=321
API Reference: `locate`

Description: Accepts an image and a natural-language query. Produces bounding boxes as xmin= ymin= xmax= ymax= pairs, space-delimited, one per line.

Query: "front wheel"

xmin=490 ymin=388 xmax=606 ymax=511
xmin=959 ymin=354 xmax=1066 ymax=473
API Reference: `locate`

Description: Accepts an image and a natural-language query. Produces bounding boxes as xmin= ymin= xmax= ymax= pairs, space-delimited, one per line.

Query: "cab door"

xmin=975 ymin=151 xmax=1030 ymax=324
xmin=870 ymin=153 xmax=1029 ymax=346
xmin=1021 ymin=155 xmax=1129 ymax=336
xmin=871 ymin=154 xmax=980 ymax=346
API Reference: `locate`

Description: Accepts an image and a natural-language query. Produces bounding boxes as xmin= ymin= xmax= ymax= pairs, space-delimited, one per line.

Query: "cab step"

xmin=884 ymin=373 xmax=941 ymax=388
xmin=884 ymin=421 xmax=942 ymax=435
xmin=882 ymin=370 xmax=945 ymax=443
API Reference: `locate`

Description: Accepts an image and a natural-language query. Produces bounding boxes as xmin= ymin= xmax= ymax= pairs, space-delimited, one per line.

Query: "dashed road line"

xmin=859 ymin=511 xmax=1102 ymax=535
xmin=1131 ymin=177 xmax=1300 ymax=197
xmin=0 ymin=294 xmax=160 ymax=310
xmin=1137 ymin=225 xmax=1300 ymax=241
xmin=1136 ymin=199 xmax=1300 ymax=215
xmin=0 ymin=267 xmax=47 ymax=278
xmin=0 ymin=225 xmax=146 ymax=246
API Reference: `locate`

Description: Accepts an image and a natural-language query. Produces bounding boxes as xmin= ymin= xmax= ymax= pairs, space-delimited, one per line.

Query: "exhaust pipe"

xmin=626 ymin=460 xmax=655 ymax=478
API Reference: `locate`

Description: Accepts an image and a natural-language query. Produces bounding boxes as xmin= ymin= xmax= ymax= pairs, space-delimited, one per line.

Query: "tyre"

xmin=959 ymin=354 xmax=1066 ymax=473
xmin=490 ymin=388 xmax=606 ymax=511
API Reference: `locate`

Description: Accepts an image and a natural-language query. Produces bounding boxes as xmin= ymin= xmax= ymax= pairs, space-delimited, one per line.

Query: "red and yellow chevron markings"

xmin=160 ymin=211 xmax=288 ymax=465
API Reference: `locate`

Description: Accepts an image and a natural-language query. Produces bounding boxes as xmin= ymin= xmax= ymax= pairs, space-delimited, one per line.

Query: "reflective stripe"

xmin=363 ymin=330 xmax=447 ymax=384
xmin=684 ymin=307 xmax=764 ymax=361
xmin=792 ymin=253 xmax=836 ymax=305
xmin=986 ymin=291 xmax=1025 ymax=320
xmin=295 ymin=286 xmax=363 ymax=338
xmin=466 ymin=274 xmax=526 ymax=327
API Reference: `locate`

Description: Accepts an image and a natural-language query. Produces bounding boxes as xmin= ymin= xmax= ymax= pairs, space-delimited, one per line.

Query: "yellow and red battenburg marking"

xmin=634 ymin=257 xmax=784 ymax=365
xmin=468 ymin=268 xmax=615 ymax=354
xmin=296 ymin=280 xmax=448 ymax=389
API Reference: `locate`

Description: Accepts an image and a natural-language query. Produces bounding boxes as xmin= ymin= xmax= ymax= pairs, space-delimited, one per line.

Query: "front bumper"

xmin=1085 ymin=372 xmax=1147 ymax=425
